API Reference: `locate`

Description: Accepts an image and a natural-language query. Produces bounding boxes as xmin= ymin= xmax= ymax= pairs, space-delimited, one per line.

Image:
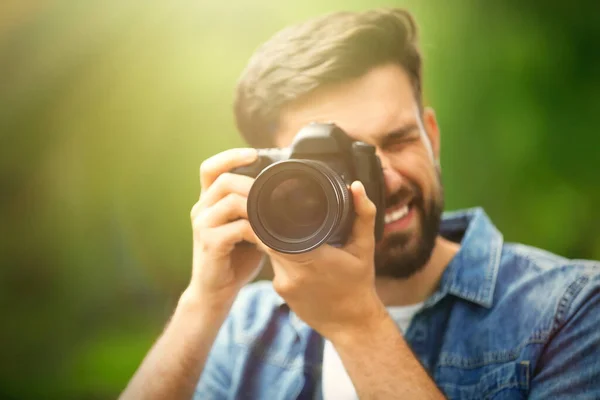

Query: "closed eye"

xmin=380 ymin=124 xmax=420 ymax=151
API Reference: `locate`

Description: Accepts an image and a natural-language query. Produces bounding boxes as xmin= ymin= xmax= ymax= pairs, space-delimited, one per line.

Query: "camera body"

xmin=232 ymin=122 xmax=386 ymax=254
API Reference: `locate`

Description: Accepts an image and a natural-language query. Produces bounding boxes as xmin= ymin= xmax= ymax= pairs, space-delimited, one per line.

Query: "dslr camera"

xmin=232 ymin=122 xmax=386 ymax=254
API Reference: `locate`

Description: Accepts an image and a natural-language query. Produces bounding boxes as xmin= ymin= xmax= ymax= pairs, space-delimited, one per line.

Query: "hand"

xmin=185 ymin=148 xmax=266 ymax=309
xmin=265 ymin=181 xmax=387 ymax=340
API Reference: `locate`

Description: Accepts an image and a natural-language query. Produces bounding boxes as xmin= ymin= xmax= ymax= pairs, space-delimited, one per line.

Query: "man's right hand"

xmin=184 ymin=147 xmax=265 ymax=310
xmin=120 ymin=148 xmax=266 ymax=400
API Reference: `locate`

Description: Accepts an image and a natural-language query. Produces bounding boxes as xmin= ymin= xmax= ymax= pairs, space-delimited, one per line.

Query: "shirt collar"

xmin=426 ymin=207 xmax=503 ymax=309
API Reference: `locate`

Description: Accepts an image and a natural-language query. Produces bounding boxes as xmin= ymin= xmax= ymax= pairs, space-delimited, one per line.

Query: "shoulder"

xmin=497 ymin=245 xmax=600 ymax=395
xmin=499 ymin=242 xmax=600 ymax=288
xmin=496 ymin=243 xmax=600 ymax=329
xmin=438 ymin=241 xmax=600 ymax=366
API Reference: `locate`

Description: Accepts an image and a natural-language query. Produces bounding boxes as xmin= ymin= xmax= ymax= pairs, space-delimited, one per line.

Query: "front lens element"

xmin=265 ymin=177 xmax=328 ymax=240
xmin=247 ymin=159 xmax=352 ymax=253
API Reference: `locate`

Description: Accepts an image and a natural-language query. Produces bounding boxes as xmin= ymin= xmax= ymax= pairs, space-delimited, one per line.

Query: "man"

xmin=122 ymin=8 xmax=600 ymax=399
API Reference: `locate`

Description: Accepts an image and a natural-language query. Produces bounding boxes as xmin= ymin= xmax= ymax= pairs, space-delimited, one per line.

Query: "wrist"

xmin=176 ymin=286 xmax=234 ymax=324
xmin=328 ymin=302 xmax=392 ymax=348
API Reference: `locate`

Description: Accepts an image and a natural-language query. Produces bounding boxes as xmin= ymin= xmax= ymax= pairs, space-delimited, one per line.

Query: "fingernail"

xmin=353 ymin=181 xmax=365 ymax=195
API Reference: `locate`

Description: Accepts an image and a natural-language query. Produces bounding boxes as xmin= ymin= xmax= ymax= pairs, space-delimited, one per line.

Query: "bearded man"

xmin=122 ymin=8 xmax=600 ymax=399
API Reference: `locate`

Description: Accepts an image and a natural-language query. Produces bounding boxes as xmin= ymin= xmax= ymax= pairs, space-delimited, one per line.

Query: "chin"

xmin=374 ymin=203 xmax=440 ymax=279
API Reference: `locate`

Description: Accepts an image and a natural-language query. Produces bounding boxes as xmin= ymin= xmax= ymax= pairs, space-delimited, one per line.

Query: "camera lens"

xmin=247 ymin=160 xmax=353 ymax=253
xmin=265 ymin=177 xmax=328 ymax=240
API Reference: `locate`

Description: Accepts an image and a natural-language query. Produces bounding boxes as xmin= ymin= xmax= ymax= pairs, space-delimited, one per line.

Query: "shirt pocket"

xmin=435 ymin=360 xmax=531 ymax=400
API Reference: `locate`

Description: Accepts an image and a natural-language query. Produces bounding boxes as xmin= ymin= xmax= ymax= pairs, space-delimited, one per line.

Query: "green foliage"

xmin=1 ymin=0 xmax=598 ymax=398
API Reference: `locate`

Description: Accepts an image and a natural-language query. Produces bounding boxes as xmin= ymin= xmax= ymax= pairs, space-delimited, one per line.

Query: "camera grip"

xmin=352 ymin=142 xmax=386 ymax=242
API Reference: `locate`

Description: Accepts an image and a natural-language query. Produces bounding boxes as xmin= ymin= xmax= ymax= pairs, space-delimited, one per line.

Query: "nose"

xmin=377 ymin=152 xmax=403 ymax=199
xmin=382 ymin=168 xmax=403 ymax=199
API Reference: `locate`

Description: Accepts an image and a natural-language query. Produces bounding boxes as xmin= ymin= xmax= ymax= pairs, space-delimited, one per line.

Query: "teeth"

xmin=384 ymin=205 xmax=409 ymax=224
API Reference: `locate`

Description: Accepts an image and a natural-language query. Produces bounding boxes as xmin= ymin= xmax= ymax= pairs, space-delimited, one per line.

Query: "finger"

xmin=199 ymin=172 xmax=255 ymax=208
xmin=190 ymin=200 xmax=202 ymax=221
xmin=345 ymin=181 xmax=377 ymax=255
xmin=199 ymin=193 xmax=248 ymax=228
xmin=199 ymin=148 xmax=257 ymax=191
xmin=269 ymin=255 xmax=299 ymax=297
xmin=267 ymin=244 xmax=328 ymax=266
xmin=202 ymin=219 xmax=260 ymax=255
xmin=268 ymin=246 xmax=334 ymax=297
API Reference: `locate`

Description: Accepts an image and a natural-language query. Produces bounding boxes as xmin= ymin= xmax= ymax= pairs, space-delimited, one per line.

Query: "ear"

xmin=422 ymin=107 xmax=441 ymax=162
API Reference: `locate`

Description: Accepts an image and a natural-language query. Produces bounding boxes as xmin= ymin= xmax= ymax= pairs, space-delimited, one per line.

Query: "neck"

xmin=375 ymin=236 xmax=460 ymax=307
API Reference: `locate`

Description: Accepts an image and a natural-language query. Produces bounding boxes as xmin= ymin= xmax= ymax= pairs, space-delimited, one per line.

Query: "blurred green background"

xmin=1 ymin=0 xmax=599 ymax=398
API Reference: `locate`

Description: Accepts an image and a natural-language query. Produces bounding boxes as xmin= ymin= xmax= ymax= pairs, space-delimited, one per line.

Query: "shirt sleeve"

xmin=529 ymin=271 xmax=600 ymax=398
xmin=193 ymin=313 xmax=235 ymax=400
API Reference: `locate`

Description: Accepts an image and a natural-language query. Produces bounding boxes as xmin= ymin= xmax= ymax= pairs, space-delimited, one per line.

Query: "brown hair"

xmin=234 ymin=8 xmax=422 ymax=147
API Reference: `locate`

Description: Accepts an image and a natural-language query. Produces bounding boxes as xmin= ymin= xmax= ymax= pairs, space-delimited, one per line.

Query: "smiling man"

xmin=122 ymin=8 xmax=600 ymax=399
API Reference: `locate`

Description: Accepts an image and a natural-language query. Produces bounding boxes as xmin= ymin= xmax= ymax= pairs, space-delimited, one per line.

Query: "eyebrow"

xmin=378 ymin=123 xmax=420 ymax=148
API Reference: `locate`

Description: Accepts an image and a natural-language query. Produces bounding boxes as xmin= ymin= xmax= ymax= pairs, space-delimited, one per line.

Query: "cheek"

xmin=387 ymin=149 xmax=438 ymax=199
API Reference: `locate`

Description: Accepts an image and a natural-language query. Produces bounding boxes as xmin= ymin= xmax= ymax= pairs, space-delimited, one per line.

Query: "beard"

xmin=374 ymin=172 xmax=444 ymax=279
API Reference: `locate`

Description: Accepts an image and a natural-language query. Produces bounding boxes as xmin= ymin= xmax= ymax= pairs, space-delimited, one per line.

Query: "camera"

xmin=232 ymin=122 xmax=386 ymax=254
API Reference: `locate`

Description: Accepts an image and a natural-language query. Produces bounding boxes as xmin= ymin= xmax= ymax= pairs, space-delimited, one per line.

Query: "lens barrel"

xmin=247 ymin=160 xmax=353 ymax=253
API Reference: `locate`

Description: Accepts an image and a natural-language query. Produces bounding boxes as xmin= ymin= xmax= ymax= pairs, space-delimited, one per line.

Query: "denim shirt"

xmin=195 ymin=208 xmax=600 ymax=399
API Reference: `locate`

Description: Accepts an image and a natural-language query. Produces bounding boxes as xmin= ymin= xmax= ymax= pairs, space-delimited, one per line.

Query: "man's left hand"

xmin=265 ymin=181 xmax=388 ymax=341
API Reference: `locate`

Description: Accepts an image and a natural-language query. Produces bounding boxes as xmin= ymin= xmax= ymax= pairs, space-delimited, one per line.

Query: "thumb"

xmin=345 ymin=181 xmax=377 ymax=256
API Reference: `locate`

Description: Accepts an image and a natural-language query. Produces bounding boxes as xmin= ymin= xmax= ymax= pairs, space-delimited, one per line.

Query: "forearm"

xmin=331 ymin=314 xmax=445 ymax=400
xmin=120 ymin=291 xmax=231 ymax=400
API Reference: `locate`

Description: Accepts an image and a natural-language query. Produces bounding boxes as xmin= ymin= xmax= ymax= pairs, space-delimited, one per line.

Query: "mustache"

xmin=386 ymin=184 xmax=421 ymax=208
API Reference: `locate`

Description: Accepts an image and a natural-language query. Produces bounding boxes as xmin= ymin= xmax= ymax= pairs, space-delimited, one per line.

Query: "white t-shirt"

xmin=321 ymin=302 xmax=424 ymax=400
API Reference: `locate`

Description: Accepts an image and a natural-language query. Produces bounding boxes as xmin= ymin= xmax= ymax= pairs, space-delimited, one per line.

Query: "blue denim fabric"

xmin=195 ymin=208 xmax=600 ymax=399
